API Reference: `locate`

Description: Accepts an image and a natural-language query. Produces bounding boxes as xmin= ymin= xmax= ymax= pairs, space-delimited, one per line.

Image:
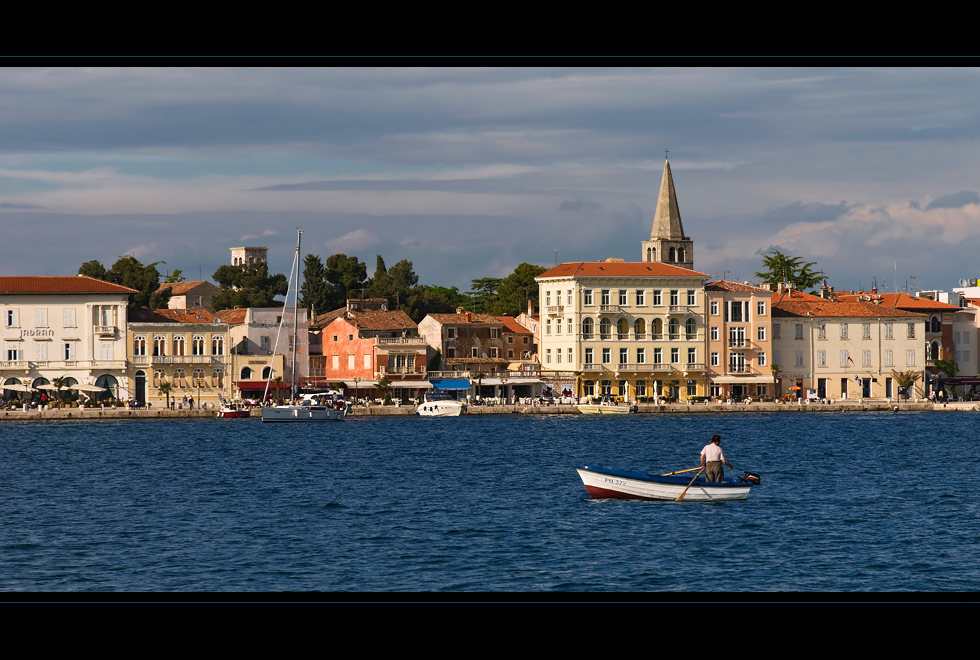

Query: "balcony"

xmin=95 ymin=325 xmax=117 ymax=338
xmin=598 ymin=305 xmax=620 ymax=312
xmin=546 ymin=305 xmax=564 ymax=314
xmin=376 ymin=336 xmax=427 ymax=346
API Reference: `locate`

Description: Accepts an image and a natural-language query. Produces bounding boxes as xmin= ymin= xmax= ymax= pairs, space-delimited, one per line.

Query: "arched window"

xmin=262 ymin=366 xmax=273 ymax=379
xmin=192 ymin=335 xmax=206 ymax=356
xmin=668 ymin=318 xmax=679 ymax=338
xmin=931 ymin=341 xmax=940 ymax=360
xmin=153 ymin=335 xmax=167 ymax=357
xmin=173 ymin=336 xmax=186 ymax=357
xmin=212 ymin=336 xmax=224 ymax=355
xmin=617 ymin=318 xmax=629 ymax=339
xmin=212 ymin=369 xmax=224 ymax=388
xmin=153 ymin=369 xmax=167 ymax=388
xmin=582 ymin=318 xmax=594 ymax=339
xmin=240 ymin=366 xmax=253 ymax=380
xmin=930 ymin=315 xmax=942 ymax=333
xmin=599 ymin=318 xmax=611 ymax=339
xmin=192 ymin=368 xmax=206 ymax=387
xmin=685 ymin=318 xmax=697 ymax=339
xmin=134 ymin=335 xmax=147 ymax=356
xmin=173 ymin=369 xmax=187 ymax=388
xmin=677 ymin=247 xmax=685 ymax=263
xmin=652 ymin=318 xmax=663 ymax=337
xmin=634 ymin=318 xmax=646 ymax=339
xmin=669 ymin=247 xmax=676 ymax=262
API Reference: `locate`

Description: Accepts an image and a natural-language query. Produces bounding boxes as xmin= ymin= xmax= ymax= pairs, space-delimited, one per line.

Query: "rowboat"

xmin=574 ymin=464 xmax=759 ymax=502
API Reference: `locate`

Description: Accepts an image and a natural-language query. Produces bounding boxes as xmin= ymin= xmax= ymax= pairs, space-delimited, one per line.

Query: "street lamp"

xmin=353 ymin=377 xmax=361 ymax=406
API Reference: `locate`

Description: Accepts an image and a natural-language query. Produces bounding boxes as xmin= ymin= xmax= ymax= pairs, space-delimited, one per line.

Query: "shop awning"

xmin=235 ymin=381 xmax=291 ymax=391
xmin=343 ymin=380 xmax=379 ymax=388
xmin=709 ymin=376 xmax=776 ymax=384
xmin=388 ymin=380 xmax=433 ymax=389
xmin=479 ymin=377 xmax=543 ymax=385
xmin=428 ymin=379 xmax=471 ymax=391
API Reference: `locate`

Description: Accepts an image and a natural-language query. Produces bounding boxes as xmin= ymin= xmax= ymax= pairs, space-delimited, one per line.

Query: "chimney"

xmin=528 ymin=299 xmax=533 ymax=317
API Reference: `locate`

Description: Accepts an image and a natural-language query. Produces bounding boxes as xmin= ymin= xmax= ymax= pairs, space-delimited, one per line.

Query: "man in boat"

xmin=700 ymin=434 xmax=733 ymax=483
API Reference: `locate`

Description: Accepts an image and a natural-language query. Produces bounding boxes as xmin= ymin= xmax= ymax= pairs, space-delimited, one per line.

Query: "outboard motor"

xmin=739 ymin=471 xmax=761 ymax=486
xmin=629 ymin=405 xmax=639 ymax=413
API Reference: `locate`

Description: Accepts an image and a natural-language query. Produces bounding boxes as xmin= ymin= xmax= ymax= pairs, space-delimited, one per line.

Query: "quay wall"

xmin=0 ymin=400 xmax=971 ymax=421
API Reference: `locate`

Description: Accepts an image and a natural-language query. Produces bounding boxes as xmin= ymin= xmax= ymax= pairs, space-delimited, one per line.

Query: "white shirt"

xmin=701 ymin=443 xmax=726 ymax=462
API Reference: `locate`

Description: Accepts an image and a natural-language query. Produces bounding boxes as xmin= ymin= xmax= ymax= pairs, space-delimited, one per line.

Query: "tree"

xmin=467 ymin=277 xmax=503 ymax=313
xmin=157 ymin=381 xmax=173 ymax=407
xmin=325 ymin=254 xmax=367 ymax=301
xmin=755 ymin=248 xmax=825 ymax=291
xmin=165 ymin=270 xmax=186 ymax=283
xmin=211 ymin=262 xmax=289 ymax=311
xmin=377 ymin=376 xmax=392 ymax=404
xmin=891 ymin=369 xmax=921 ymax=401
xmin=493 ymin=263 xmax=547 ymax=316
xmin=300 ymin=254 xmax=340 ymax=319
xmin=79 ymin=256 xmax=171 ymax=309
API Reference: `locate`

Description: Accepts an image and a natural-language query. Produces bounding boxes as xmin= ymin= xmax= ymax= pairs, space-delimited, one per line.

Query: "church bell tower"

xmin=641 ymin=158 xmax=694 ymax=271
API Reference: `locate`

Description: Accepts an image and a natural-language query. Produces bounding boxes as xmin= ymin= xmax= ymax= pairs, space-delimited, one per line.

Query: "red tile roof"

xmin=213 ymin=308 xmax=249 ymax=325
xmin=836 ymin=291 xmax=961 ymax=311
xmin=773 ymin=297 xmax=926 ymax=319
xmin=156 ymin=281 xmax=215 ymax=295
xmin=346 ymin=309 xmax=417 ymax=331
xmin=536 ymin=261 xmax=708 ymax=279
xmin=0 ymin=276 xmax=137 ymax=295
xmin=707 ymin=280 xmax=771 ymax=293
xmin=497 ymin=317 xmax=533 ymax=334
xmin=129 ymin=308 xmax=222 ymax=323
xmin=425 ymin=310 xmax=501 ymax=325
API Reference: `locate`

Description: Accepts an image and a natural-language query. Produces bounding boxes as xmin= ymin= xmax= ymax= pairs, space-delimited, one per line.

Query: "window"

xmin=545 ymin=319 xmax=551 ymax=335
xmin=332 ymin=355 xmax=339 ymax=369
xmin=840 ymin=351 xmax=850 ymax=367
xmin=757 ymin=351 xmax=766 ymax=366
xmin=687 ymin=347 xmax=697 ymax=364
xmin=601 ymin=348 xmax=611 ymax=364
xmin=687 ymin=290 xmax=696 ymax=306
xmin=653 ymin=290 xmax=662 ymax=306
xmin=862 ymin=350 xmax=871 ymax=367
xmin=154 ymin=369 xmax=167 ymax=387
xmin=795 ymin=350 xmax=804 ymax=367
xmin=907 ymin=323 xmax=916 ymax=339
xmin=710 ymin=300 xmax=719 ymax=315
xmin=773 ymin=324 xmax=781 ymax=340
xmin=907 ymin=349 xmax=916 ymax=366
xmin=653 ymin=348 xmax=663 ymax=364
xmin=636 ymin=289 xmax=645 ymax=306
xmin=5 ymin=309 xmax=18 ymax=327
xmin=192 ymin=369 xmax=206 ymax=387
xmin=192 ymin=335 xmax=206 ymax=355
xmin=584 ymin=289 xmax=593 ymax=306
xmin=173 ymin=369 xmax=187 ymax=388
xmin=545 ymin=291 xmax=551 ymax=306
xmin=619 ymin=290 xmax=627 ymax=306
xmin=685 ymin=318 xmax=697 ymax=339
xmin=729 ymin=326 xmax=745 ymax=347
xmin=757 ymin=326 xmax=766 ymax=342
xmin=447 ymin=328 xmax=456 ymax=339
xmin=262 ymin=366 xmax=273 ymax=379
xmin=349 ymin=354 xmax=355 ymax=369
xmin=863 ymin=323 xmax=871 ymax=339
xmin=885 ymin=323 xmax=893 ymax=339
xmin=5 ymin=343 xmax=20 ymax=361
xmin=555 ymin=320 xmax=561 ymax=335
xmin=729 ymin=353 xmax=745 ymax=373
xmin=711 ymin=351 xmax=719 ymax=366
xmin=671 ymin=347 xmax=680 ymax=363
xmin=364 ymin=354 xmax=371 ymax=369
xmin=757 ymin=301 xmax=766 ymax=316
xmin=471 ymin=347 xmax=479 ymax=358
xmin=636 ymin=380 xmax=647 ymax=397
xmin=491 ymin=347 xmax=499 ymax=358
xmin=63 ymin=308 xmax=76 ymax=327
xmin=567 ymin=348 xmax=572 ymax=364
xmin=711 ymin=326 xmax=719 ymax=341
xmin=212 ymin=369 xmax=224 ymax=388
xmin=446 ymin=347 xmax=456 ymax=358
xmin=173 ymin=336 xmax=186 ymax=356
xmin=507 ymin=349 xmax=514 ymax=359
xmin=818 ymin=350 xmax=826 ymax=367
xmin=582 ymin=318 xmax=594 ymax=339
xmin=840 ymin=324 xmax=848 ymax=340
xmin=636 ymin=348 xmax=646 ymax=364
xmin=585 ymin=347 xmax=594 ymax=364
xmin=101 ymin=342 xmax=112 ymax=360
xmin=599 ymin=318 xmax=611 ymax=339
xmin=64 ymin=342 xmax=74 ymax=360
xmin=817 ymin=323 xmax=826 ymax=340
xmin=670 ymin=290 xmax=679 ymax=306
xmin=601 ymin=290 xmax=610 ymax=305
xmin=885 ymin=350 xmax=894 ymax=367
xmin=134 ymin=335 xmax=147 ymax=356
xmin=567 ymin=290 xmax=572 ymax=305
xmin=260 ymin=336 xmax=270 ymax=351
xmin=567 ymin=319 xmax=572 ymax=334
xmin=795 ymin=324 xmax=803 ymax=340
xmin=619 ymin=348 xmax=628 ymax=364
xmin=35 ymin=309 xmax=48 ymax=327
xmin=212 ymin=336 xmax=224 ymax=355
xmin=490 ymin=328 xmax=499 ymax=339
xmin=153 ymin=335 xmax=166 ymax=357
xmin=774 ymin=350 xmax=781 ymax=366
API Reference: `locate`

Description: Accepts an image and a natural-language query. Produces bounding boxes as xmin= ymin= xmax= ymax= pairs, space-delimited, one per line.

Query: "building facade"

xmin=1 ymin=276 xmax=135 ymax=402
xmin=705 ymin=281 xmax=774 ymax=399
xmin=157 ymin=281 xmax=221 ymax=312
xmin=214 ymin=306 xmax=309 ymax=396
xmin=535 ymin=260 xmax=709 ymax=402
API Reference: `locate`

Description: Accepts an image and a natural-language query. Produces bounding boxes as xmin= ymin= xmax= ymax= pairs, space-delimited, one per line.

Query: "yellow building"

xmin=535 ymin=260 xmax=709 ymax=401
xmin=127 ymin=308 xmax=232 ymax=408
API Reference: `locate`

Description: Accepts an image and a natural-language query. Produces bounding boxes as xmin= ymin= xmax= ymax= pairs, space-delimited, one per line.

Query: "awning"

xmin=388 ymin=380 xmax=433 ymax=389
xmin=709 ymin=376 xmax=776 ymax=384
xmin=236 ymin=381 xmax=291 ymax=391
xmin=478 ymin=377 xmax=543 ymax=386
xmin=343 ymin=380 xmax=379 ymax=388
xmin=428 ymin=378 xmax=471 ymax=391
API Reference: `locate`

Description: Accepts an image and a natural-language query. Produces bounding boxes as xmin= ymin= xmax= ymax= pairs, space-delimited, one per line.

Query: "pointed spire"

xmin=651 ymin=159 xmax=685 ymax=240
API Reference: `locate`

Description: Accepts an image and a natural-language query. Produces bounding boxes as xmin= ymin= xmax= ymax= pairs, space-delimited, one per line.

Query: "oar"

xmin=662 ymin=466 xmax=703 ymax=476
xmin=676 ymin=467 xmax=705 ymax=501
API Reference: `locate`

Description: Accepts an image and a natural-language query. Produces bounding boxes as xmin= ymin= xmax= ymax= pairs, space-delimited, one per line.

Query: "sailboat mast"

xmin=292 ymin=228 xmax=302 ymax=403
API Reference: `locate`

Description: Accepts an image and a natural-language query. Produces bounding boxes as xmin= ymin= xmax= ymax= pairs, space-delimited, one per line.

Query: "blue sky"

xmin=2 ymin=66 xmax=979 ymax=294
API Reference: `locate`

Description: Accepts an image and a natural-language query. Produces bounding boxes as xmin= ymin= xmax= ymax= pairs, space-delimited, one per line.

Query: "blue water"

xmin=2 ymin=412 xmax=979 ymax=592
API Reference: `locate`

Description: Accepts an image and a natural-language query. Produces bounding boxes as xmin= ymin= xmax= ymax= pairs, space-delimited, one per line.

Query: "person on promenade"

xmin=700 ymin=434 xmax=733 ymax=483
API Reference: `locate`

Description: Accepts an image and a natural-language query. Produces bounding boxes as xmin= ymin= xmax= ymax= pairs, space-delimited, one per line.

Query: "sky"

xmin=2 ymin=66 xmax=979 ymax=295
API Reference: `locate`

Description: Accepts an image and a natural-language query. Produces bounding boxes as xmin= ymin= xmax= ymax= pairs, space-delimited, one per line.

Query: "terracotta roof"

xmin=213 ymin=308 xmax=249 ymax=325
xmin=157 ymin=281 xmax=215 ymax=295
xmin=497 ymin=317 xmax=533 ymax=334
xmin=536 ymin=261 xmax=708 ymax=279
xmin=310 ymin=307 xmax=346 ymax=331
xmin=425 ymin=310 xmax=501 ymax=325
xmin=128 ymin=308 xmax=221 ymax=323
xmin=836 ymin=291 xmax=961 ymax=311
xmin=0 ymin=276 xmax=137 ymax=295
xmin=706 ymin=280 xmax=771 ymax=293
xmin=773 ymin=297 xmax=926 ymax=319
xmin=346 ymin=309 xmax=417 ymax=331
xmin=445 ymin=357 xmax=509 ymax=365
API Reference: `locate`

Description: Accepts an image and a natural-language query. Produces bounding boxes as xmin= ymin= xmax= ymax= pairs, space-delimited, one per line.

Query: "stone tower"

xmin=641 ymin=159 xmax=693 ymax=270
xmin=230 ymin=247 xmax=268 ymax=267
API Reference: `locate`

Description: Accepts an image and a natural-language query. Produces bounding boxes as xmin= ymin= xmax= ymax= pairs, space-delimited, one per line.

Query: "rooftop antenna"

xmin=555 ymin=249 xmax=558 ymax=268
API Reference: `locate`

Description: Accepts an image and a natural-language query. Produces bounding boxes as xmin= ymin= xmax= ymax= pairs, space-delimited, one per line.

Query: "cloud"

xmin=324 ymin=228 xmax=378 ymax=253
xmin=925 ymin=191 xmax=980 ymax=210
xmin=558 ymin=198 xmax=600 ymax=211
xmin=0 ymin=201 xmax=44 ymax=209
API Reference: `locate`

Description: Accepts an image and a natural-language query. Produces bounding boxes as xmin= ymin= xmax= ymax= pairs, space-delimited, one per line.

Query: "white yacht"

xmin=416 ymin=392 xmax=467 ymax=417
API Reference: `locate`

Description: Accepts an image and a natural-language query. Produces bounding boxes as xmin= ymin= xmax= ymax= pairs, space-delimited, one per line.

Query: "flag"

xmin=847 ymin=354 xmax=854 ymax=364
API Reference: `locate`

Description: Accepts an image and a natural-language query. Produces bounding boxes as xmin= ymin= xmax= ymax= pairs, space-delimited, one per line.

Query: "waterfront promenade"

xmin=1 ymin=399 xmax=972 ymax=420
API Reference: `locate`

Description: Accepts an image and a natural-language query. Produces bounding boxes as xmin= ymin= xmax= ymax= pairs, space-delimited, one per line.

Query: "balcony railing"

xmin=95 ymin=325 xmax=117 ymax=337
xmin=546 ymin=305 xmax=564 ymax=314
xmin=598 ymin=305 xmax=620 ymax=312
xmin=376 ymin=337 xmax=427 ymax=345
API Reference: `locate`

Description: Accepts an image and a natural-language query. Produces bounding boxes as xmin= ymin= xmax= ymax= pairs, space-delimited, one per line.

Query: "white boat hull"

xmin=575 ymin=465 xmax=753 ymax=502
xmin=261 ymin=405 xmax=346 ymax=422
xmin=416 ymin=401 xmax=465 ymax=417
xmin=577 ymin=404 xmax=630 ymax=415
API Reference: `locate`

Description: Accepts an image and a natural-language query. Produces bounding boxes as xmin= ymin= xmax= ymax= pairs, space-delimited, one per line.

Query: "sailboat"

xmin=261 ymin=229 xmax=347 ymax=422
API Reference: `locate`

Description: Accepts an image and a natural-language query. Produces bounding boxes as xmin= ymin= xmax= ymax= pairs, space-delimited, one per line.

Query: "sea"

xmin=2 ymin=411 xmax=979 ymax=595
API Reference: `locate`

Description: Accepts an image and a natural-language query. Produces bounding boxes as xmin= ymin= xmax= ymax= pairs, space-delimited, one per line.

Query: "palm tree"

xmin=378 ymin=376 xmax=392 ymax=404
xmin=51 ymin=376 xmax=68 ymax=405
xmin=891 ymin=370 xmax=921 ymax=401
xmin=472 ymin=371 xmax=486 ymax=403
xmin=157 ymin=381 xmax=173 ymax=409
xmin=272 ymin=376 xmax=284 ymax=405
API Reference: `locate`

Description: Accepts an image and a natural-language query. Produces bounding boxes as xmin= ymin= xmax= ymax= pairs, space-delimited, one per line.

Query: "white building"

xmin=214 ymin=307 xmax=309 ymax=392
xmin=1 ymin=276 xmax=135 ymax=401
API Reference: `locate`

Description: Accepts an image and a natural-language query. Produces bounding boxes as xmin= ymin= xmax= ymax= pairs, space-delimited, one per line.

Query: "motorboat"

xmin=574 ymin=464 xmax=759 ymax=502
xmin=261 ymin=392 xmax=348 ymax=422
xmin=577 ymin=395 xmax=633 ymax=415
xmin=416 ymin=392 xmax=466 ymax=417
xmin=217 ymin=400 xmax=251 ymax=419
